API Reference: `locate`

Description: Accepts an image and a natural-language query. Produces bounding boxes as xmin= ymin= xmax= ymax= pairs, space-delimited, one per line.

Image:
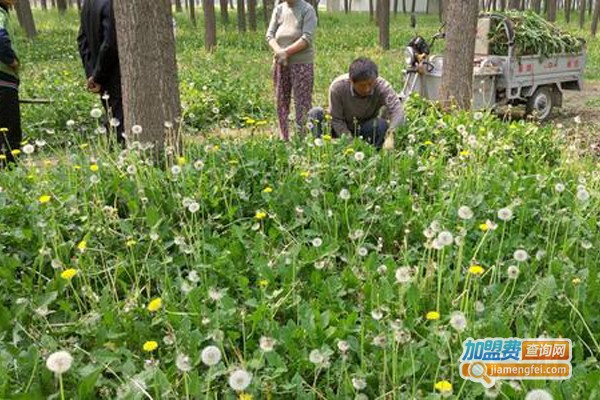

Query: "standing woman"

xmin=0 ymin=0 xmax=21 ymax=168
xmin=266 ymin=0 xmax=317 ymax=141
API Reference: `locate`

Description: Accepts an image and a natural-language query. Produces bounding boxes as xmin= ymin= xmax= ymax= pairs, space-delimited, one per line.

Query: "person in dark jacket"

xmin=0 ymin=0 xmax=21 ymax=168
xmin=77 ymin=0 xmax=124 ymax=144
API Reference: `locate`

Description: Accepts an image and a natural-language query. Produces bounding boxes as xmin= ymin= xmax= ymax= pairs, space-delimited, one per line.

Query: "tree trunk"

xmin=402 ymin=0 xmax=406 ymax=13
xmin=375 ymin=0 xmax=380 ymax=26
xmin=15 ymin=0 xmax=38 ymax=39
xmin=190 ymin=0 xmax=196 ymax=26
xmin=592 ymin=0 xmax=600 ymax=35
xmin=175 ymin=0 xmax=183 ymax=12
xmin=248 ymin=0 xmax=257 ymax=31
xmin=508 ymin=0 xmax=520 ymax=8
xmin=203 ymin=0 xmax=217 ymax=49
xmin=113 ymin=0 xmax=182 ymax=151
xmin=369 ymin=0 xmax=374 ymax=21
xmin=547 ymin=0 xmax=557 ymax=20
xmin=220 ymin=0 xmax=229 ymax=23
xmin=56 ymin=0 xmax=67 ymax=14
xmin=344 ymin=0 xmax=349 ymax=13
xmin=438 ymin=0 xmax=445 ymax=21
xmin=237 ymin=0 xmax=246 ymax=32
xmin=439 ymin=0 xmax=479 ymax=110
xmin=263 ymin=0 xmax=271 ymax=27
xmin=565 ymin=0 xmax=572 ymax=21
xmin=532 ymin=0 xmax=541 ymax=12
xmin=394 ymin=0 xmax=399 ymax=15
xmin=379 ymin=0 xmax=390 ymax=49
xmin=41 ymin=0 xmax=47 ymax=10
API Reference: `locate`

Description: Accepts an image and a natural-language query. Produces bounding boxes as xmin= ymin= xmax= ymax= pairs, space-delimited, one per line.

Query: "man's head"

xmin=349 ymin=57 xmax=378 ymax=97
xmin=0 ymin=0 xmax=16 ymax=8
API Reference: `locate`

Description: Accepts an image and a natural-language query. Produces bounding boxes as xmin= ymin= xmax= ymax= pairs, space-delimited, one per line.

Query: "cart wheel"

xmin=526 ymin=86 xmax=554 ymax=121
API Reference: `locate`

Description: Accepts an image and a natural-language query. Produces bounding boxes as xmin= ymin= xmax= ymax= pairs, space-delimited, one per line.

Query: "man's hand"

xmin=87 ymin=77 xmax=102 ymax=94
xmin=382 ymin=131 xmax=395 ymax=150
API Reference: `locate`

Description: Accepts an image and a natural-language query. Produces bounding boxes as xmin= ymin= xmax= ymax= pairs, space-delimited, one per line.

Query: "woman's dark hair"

xmin=349 ymin=57 xmax=379 ymax=82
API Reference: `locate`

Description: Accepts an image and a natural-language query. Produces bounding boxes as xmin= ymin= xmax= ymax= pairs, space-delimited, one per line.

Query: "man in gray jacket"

xmin=308 ymin=57 xmax=404 ymax=149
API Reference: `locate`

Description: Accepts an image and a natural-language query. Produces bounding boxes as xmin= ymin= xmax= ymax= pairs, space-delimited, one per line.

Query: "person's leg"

xmin=273 ymin=63 xmax=292 ymax=141
xmin=358 ymin=117 xmax=388 ymax=149
xmin=0 ymin=87 xmax=22 ymax=168
xmin=306 ymin=106 xmax=325 ymax=137
xmin=108 ymin=89 xmax=124 ymax=145
xmin=291 ymin=63 xmax=314 ymax=137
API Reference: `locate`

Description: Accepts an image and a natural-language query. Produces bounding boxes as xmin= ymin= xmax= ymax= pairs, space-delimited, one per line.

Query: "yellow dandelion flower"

xmin=0 ymin=127 xmax=8 ymax=132
xmin=468 ymin=265 xmax=485 ymax=275
xmin=79 ymin=143 xmax=89 ymax=149
xmin=255 ymin=120 xmax=268 ymax=126
xmin=60 ymin=268 xmax=78 ymax=280
xmin=263 ymin=187 xmax=273 ymax=193
xmin=239 ymin=393 xmax=253 ymax=400
xmin=258 ymin=279 xmax=269 ymax=289
xmin=177 ymin=157 xmax=186 ymax=166
xmin=11 ymin=149 xmax=21 ymax=156
xmin=572 ymin=278 xmax=581 ymax=285
xmin=423 ymin=140 xmax=434 ymax=146
xmin=300 ymin=171 xmax=310 ymax=178
xmin=245 ymin=118 xmax=256 ymax=125
xmin=344 ymin=147 xmax=355 ymax=155
xmin=74 ymin=165 xmax=82 ymax=170
xmin=147 ymin=298 xmax=162 ymax=312
xmin=143 ymin=341 xmax=158 ymax=352
xmin=0 ymin=155 xmax=6 ymax=160
xmin=90 ymin=164 xmax=99 ymax=172
xmin=39 ymin=195 xmax=51 ymax=204
xmin=322 ymin=134 xmax=332 ymax=141
xmin=479 ymin=222 xmax=490 ymax=232
xmin=77 ymin=240 xmax=87 ymax=252
xmin=434 ymin=380 xmax=453 ymax=393
xmin=255 ymin=210 xmax=267 ymax=220
xmin=426 ymin=311 xmax=440 ymax=321
xmin=126 ymin=239 xmax=137 ymax=247
xmin=459 ymin=150 xmax=470 ymax=157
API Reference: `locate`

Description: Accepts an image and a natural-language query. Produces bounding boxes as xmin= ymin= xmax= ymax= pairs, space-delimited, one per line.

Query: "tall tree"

xmin=439 ymin=0 xmax=479 ymax=110
xmin=531 ymin=0 xmax=541 ymax=13
xmin=189 ymin=0 xmax=196 ymax=26
xmin=56 ymin=0 xmax=67 ymax=14
xmin=547 ymin=0 xmax=557 ymax=20
xmin=237 ymin=0 xmax=246 ymax=32
xmin=41 ymin=0 xmax=47 ymax=10
xmin=508 ymin=0 xmax=520 ymax=8
xmin=579 ymin=0 xmax=586 ymax=27
xmin=369 ymin=0 xmax=374 ymax=21
xmin=379 ymin=0 xmax=390 ymax=49
xmin=262 ymin=0 xmax=271 ymax=26
xmin=175 ymin=0 xmax=183 ymax=12
xmin=592 ymin=0 xmax=600 ymax=35
xmin=565 ymin=0 xmax=572 ymax=22
xmin=248 ymin=0 xmax=257 ymax=31
xmin=113 ymin=0 xmax=182 ymax=150
xmin=220 ymin=0 xmax=229 ymax=23
xmin=203 ymin=0 xmax=217 ymax=49
xmin=15 ymin=0 xmax=37 ymax=39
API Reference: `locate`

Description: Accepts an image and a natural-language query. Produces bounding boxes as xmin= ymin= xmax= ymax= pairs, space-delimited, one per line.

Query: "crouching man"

xmin=308 ymin=57 xmax=404 ymax=149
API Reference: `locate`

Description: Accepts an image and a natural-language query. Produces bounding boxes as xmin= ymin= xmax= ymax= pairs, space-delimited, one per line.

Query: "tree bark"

xmin=248 ymin=0 xmax=257 ymax=31
xmin=380 ymin=0 xmax=390 ymax=49
xmin=531 ymin=0 xmax=541 ymax=12
xmin=237 ymin=0 xmax=246 ymax=32
xmin=263 ymin=0 xmax=271 ymax=27
xmin=580 ymin=0 xmax=586 ymax=27
xmin=565 ymin=0 xmax=572 ymax=21
xmin=190 ymin=0 xmax=196 ymax=26
xmin=547 ymin=0 xmax=557 ymax=20
xmin=439 ymin=0 xmax=479 ymax=110
xmin=508 ymin=0 xmax=520 ymax=8
xmin=394 ymin=0 xmax=399 ymax=15
xmin=113 ymin=0 xmax=182 ymax=150
xmin=41 ymin=0 xmax=47 ymax=10
xmin=56 ymin=0 xmax=67 ymax=14
xmin=220 ymin=0 xmax=229 ymax=23
xmin=203 ymin=0 xmax=217 ymax=49
xmin=592 ymin=0 xmax=600 ymax=35
xmin=175 ymin=0 xmax=183 ymax=12
xmin=369 ymin=0 xmax=374 ymax=21
xmin=15 ymin=0 xmax=38 ymax=39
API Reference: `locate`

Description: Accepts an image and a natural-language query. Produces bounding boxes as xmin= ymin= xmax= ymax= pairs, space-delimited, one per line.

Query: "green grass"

xmin=0 ymin=8 xmax=598 ymax=400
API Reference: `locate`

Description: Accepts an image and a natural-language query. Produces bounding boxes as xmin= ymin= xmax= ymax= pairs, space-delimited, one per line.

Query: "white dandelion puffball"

xmin=259 ymin=336 xmax=276 ymax=352
xmin=352 ymin=377 xmax=367 ymax=390
xmin=457 ymin=206 xmax=474 ymax=220
xmin=354 ymin=151 xmax=365 ymax=161
xmin=554 ymin=183 xmax=565 ymax=193
xmin=437 ymin=231 xmax=454 ymax=247
xmin=109 ymin=118 xmax=121 ymax=127
xmin=507 ymin=265 xmax=520 ymax=280
xmin=337 ymin=340 xmax=350 ymax=353
xmin=131 ymin=125 xmax=143 ymax=135
xmin=497 ymin=207 xmax=513 ymax=221
xmin=171 ymin=165 xmax=182 ymax=175
xmin=513 ymin=249 xmax=529 ymax=262
xmin=176 ymin=353 xmax=192 ymax=372
xmin=46 ymin=351 xmax=73 ymax=374
xmin=188 ymin=202 xmax=200 ymax=213
xmin=22 ymin=144 xmax=35 ymax=155
xmin=200 ymin=345 xmax=222 ymax=366
xmin=312 ymin=237 xmax=323 ymax=248
xmin=339 ymin=188 xmax=351 ymax=201
xmin=449 ymin=311 xmax=467 ymax=333
xmin=395 ymin=267 xmax=412 ymax=284
xmin=371 ymin=309 xmax=383 ymax=320
xmin=576 ymin=189 xmax=590 ymax=202
xmin=309 ymin=349 xmax=324 ymax=365
xmin=525 ymin=389 xmax=553 ymax=400
xmin=474 ymin=300 xmax=485 ymax=313
xmin=90 ymin=108 xmax=103 ymax=119
xmin=228 ymin=369 xmax=252 ymax=391
xmin=314 ymin=138 xmax=324 ymax=147
xmin=66 ymin=119 xmax=75 ymax=128
xmin=193 ymin=160 xmax=205 ymax=170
